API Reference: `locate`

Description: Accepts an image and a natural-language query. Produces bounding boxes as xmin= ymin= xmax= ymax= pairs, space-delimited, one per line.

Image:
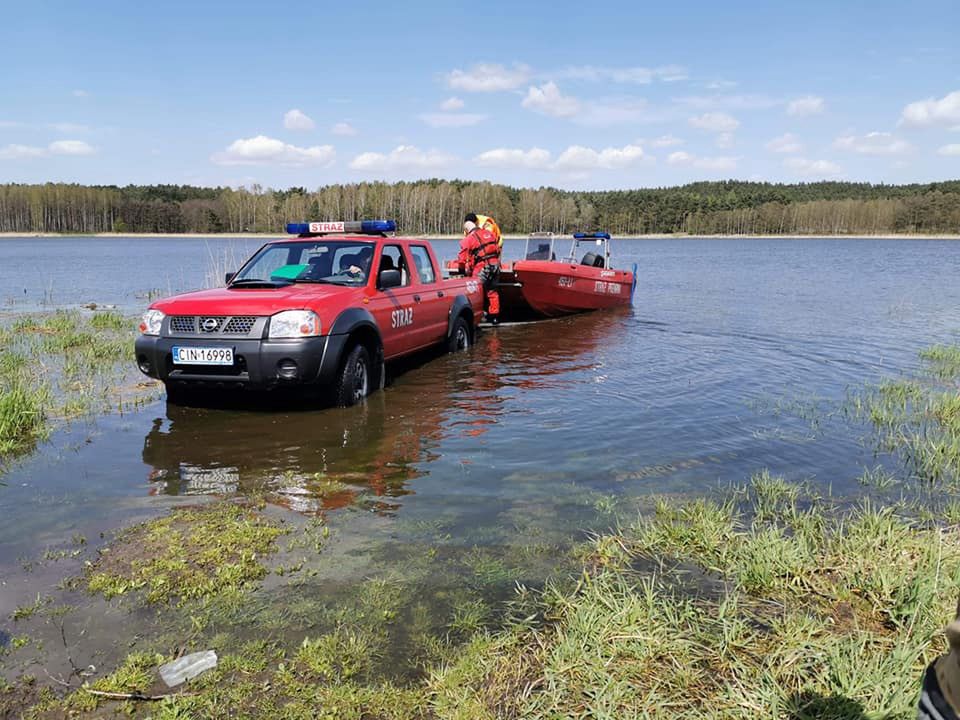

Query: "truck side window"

xmin=409 ymin=245 xmax=436 ymax=284
xmin=379 ymin=245 xmax=410 ymax=286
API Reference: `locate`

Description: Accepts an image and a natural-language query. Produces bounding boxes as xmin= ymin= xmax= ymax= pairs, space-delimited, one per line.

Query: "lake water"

xmin=1 ymin=236 xmax=959 ymax=681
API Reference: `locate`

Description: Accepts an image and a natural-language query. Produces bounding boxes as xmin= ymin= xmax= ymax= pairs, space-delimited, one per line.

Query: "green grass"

xmin=22 ymin=474 xmax=959 ymax=719
xmin=851 ymin=344 xmax=960 ymax=486
xmin=0 ymin=381 xmax=48 ymax=457
xmin=89 ymin=311 xmax=128 ymax=332
xmin=86 ymin=501 xmax=289 ymax=605
xmin=920 ymin=344 xmax=960 ymax=380
xmin=0 ymin=310 xmax=146 ymax=466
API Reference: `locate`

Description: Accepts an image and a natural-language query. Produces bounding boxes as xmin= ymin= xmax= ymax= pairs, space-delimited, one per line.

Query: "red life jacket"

xmin=469 ymin=228 xmax=500 ymax=266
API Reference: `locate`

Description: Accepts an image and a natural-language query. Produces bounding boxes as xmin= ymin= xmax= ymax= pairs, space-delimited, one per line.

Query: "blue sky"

xmin=1 ymin=0 xmax=959 ymax=190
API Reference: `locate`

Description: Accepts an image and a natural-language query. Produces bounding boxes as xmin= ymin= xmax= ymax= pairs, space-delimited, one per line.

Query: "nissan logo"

xmin=201 ymin=318 xmax=219 ymax=332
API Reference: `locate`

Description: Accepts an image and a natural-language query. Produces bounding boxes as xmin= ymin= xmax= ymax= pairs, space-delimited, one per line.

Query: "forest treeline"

xmin=1 ymin=179 xmax=959 ymax=236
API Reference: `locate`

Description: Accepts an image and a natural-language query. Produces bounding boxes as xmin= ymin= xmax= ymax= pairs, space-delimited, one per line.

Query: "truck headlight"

xmin=269 ymin=310 xmax=320 ymax=338
xmin=139 ymin=309 xmax=165 ymax=336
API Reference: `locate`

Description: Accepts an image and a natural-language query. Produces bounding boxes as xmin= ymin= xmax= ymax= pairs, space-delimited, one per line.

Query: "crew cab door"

xmin=368 ymin=244 xmax=420 ymax=359
xmin=407 ymin=244 xmax=449 ymax=349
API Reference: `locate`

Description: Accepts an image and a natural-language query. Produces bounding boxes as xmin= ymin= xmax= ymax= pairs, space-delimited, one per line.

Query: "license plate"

xmin=172 ymin=346 xmax=234 ymax=365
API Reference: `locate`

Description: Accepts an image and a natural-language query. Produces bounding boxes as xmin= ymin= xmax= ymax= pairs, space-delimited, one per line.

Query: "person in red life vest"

xmin=459 ymin=213 xmax=501 ymax=324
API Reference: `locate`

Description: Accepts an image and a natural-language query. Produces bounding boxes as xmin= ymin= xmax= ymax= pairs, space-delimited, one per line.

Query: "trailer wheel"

xmin=334 ymin=344 xmax=371 ymax=407
xmin=446 ymin=315 xmax=472 ymax=353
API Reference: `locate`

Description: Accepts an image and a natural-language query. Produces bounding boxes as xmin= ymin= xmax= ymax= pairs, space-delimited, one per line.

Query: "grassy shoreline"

xmin=6 ymin=475 xmax=958 ymax=718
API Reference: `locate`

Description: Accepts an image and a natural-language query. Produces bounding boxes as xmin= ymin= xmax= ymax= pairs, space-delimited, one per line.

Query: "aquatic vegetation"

xmin=20 ymin=474 xmax=956 ymax=719
xmin=434 ymin=477 xmax=960 ymax=719
xmin=0 ymin=380 xmax=48 ymax=458
xmin=920 ymin=344 xmax=960 ymax=381
xmin=851 ymin=344 xmax=960 ymax=486
xmin=89 ymin=311 xmax=128 ymax=332
xmin=0 ymin=310 xmax=147 ymax=467
xmin=86 ymin=502 xmax=288 ymax=605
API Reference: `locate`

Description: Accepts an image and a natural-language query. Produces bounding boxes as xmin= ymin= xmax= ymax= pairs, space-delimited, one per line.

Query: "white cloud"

xmin=0 ymin=144 xmax=47 ymax=160
xmin=652 ymin=134 xmax=684 ymax=147
xmin=766 ymin=133 xmax=803 ymax=154
xmin=716 ymin=132 xmax=735 ymax=149
xmin=0 ymin=140 xmax=96 ymax=159
xmin=349 ymin=145 xmax=455 ymax=172
xmin=786 ymin=95 xmax=825 ymax=117
xmin=557 ymin=65 xmax=687 ymax=84
xmin=900 ymin=90 xmax=960 ymax=128
xmin=833 ymin=131 xmax=911 ymax=155
xmin=474 ymin=147 xmax=552 ymax=169
xmin=49 ymin=140 xmax=95 ymax=156
xmin=554 ymin=144 xmax=645 ymax=171
xmin=473 ymin=144 xmax=646 ymax=172
xmin=440 ymin=97 xmax=464 ymax=111
xmin=71 ymin=89 xmax=89 ymax=98
xmin=419 ymin=113 xmax=487 ymax=128
xmin=445 ymin=63 xmax=532 ymax=92
xmin=212 ymin=135 xmax=335 ymax=166
xmin=688 ymin=112 xmax=740 ymax=133
xmin=667 ymin=151 xmax=737 ymax=171
xmin=47 ymin=122 xmax=89 ymax=134
xmin=937 ymin=144 xmax=960 ymax=156
xmin=783 ymin=157 xmax=843 ymax=177
xmin=331 ymin=122 xmax=357 ymax=136
xmin=522 ymin=82 xmax=580 ymax=118
xmin=283 ymin=109 xmax=315 ymax=131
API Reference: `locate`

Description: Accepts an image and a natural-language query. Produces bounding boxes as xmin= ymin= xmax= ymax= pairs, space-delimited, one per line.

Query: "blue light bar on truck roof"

xmin=573 ymin=232 xmax=611 ymax=240
xmin=285 ymin=220 xmax=397 ymax=235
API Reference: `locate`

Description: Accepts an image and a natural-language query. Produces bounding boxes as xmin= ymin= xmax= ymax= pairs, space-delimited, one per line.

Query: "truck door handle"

xmin=413 ymin=295 xmax=421 ymax=303
xmin=437 ymin=291 xmax=445 ymax=298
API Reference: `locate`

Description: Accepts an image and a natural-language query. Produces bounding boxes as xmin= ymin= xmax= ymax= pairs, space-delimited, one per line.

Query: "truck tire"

xmin=334 ymin=344 xmax=371 ymax=407
xmin=446 ymin=314 xmax=472 ymax=353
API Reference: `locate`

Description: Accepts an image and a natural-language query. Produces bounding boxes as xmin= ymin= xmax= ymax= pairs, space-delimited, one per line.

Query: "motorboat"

xmin=496 ymin=232 xmax=637 ymax=320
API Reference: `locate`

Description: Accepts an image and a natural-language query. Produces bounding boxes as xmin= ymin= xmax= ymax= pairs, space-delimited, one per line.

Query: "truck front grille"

xmin=168 ymin=315 xmax=261 ymax=337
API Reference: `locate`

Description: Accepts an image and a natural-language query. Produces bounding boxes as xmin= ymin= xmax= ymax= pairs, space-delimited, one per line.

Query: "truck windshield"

xmin=231 ymin=241 xmax=376 ymax=286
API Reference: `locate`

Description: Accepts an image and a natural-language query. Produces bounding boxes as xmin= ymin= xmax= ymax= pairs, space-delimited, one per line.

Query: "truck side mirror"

xmin=378 ymin=269 xmax=402 ymax=289
xmin=224 ymin=272 xmax=236 ymax=284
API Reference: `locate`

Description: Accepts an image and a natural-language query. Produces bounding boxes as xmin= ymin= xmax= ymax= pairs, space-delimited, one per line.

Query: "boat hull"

xmin=499 ymin=260 xmax=635 ymax=319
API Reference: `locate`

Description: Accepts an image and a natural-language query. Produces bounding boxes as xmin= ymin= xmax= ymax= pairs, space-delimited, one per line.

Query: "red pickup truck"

xmin=134 ymin=221 xmax=482 ymax=406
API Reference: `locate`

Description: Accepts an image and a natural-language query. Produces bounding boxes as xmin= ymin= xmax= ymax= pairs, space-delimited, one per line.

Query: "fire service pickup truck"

xmin=134 ymin=220 xmax=483 ymax=406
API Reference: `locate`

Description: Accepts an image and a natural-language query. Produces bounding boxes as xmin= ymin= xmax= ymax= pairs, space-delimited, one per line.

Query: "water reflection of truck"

xmin=142 ymin=310 xmax=627 ymax=515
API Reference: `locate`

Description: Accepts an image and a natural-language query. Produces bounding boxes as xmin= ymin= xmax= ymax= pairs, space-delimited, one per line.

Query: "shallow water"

xmin=2 ymin=236 xmax=960 ymax=682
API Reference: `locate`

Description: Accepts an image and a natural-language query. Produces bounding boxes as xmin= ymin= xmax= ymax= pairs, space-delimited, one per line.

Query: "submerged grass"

xmin=851 ymin=342 xmax=960 ymax=486
xmin=20 ymin=475 xmax=958 ymax=719
xmin=86 ymin=501 xmax=289 ymax=605
xmin=0 ymin=309 xmax=148 ymax=466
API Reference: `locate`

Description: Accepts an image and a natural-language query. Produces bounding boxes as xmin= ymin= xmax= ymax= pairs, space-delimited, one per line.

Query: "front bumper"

xmin=134 ymin=334 xmax=348 ymax=390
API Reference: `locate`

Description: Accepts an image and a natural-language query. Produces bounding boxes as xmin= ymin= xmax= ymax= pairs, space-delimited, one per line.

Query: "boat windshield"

xmin=565 ymin=237 xmax=609 ymax=269
xmin=231 ymin=241 xmax=376 ymax=286
xmin=524 ymin=232 xmax=556 ymax=261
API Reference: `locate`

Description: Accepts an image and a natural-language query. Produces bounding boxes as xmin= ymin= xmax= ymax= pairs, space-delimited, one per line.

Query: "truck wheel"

xmin=334 ymin=344 xmax=371 ymax=407
xmin=446 ymin=315 xmax=472 ymax=353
